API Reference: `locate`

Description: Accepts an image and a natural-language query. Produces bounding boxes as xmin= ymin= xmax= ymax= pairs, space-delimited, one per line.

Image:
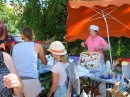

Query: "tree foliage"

xmin=16 ymin=0 xmax=67 ymax=41
xmin=104 ymin=37 xmax=130 ymax=57
xmin=0 ymin=3 xmax=18 ymax=34
xmin=41 ymin=0 xmax=68 ymax=41
xmin=16 ymin=0 xmax=43 ymax=38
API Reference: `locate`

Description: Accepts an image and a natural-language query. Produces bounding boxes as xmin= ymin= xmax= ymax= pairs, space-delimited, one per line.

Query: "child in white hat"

xmin=47 ymin=41 xmax=70 ymax=97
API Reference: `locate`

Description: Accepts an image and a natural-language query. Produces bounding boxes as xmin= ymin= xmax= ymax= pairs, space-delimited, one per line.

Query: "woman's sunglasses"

xmin=0 ymin=39 xmax=5 ymax=44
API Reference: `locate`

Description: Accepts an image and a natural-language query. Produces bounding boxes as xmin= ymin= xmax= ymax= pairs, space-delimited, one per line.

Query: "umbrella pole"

xmin=102 ymin=11 xmax=113 ymax=65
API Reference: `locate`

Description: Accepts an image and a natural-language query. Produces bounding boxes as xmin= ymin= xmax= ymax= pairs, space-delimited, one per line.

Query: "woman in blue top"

xmin=12 ymin=27 xmax=47 ymax=97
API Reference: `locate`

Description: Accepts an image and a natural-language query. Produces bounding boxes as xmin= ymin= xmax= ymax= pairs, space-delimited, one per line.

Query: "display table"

xmin=80 ymin=72 xmax=130 ymax=97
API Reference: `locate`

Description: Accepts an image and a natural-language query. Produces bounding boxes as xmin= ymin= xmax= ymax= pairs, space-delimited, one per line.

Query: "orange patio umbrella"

xmin=66 ymin=0 xmax=130 ymax=42
xmin=65 ymin=0 xmax=130 ymax=63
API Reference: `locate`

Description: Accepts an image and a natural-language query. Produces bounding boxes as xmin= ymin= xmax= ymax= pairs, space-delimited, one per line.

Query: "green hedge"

xmin=39 ymin=72 xmax=52 ymax=97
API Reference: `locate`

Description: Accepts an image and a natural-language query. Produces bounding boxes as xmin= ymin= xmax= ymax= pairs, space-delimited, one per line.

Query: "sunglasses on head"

xmin=0 ymin=39 xmax=5 ymax=44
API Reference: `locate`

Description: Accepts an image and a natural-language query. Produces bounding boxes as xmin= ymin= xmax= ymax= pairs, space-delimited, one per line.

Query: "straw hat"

xmin=89 ymin=25 xmax=99 ymax=32
xmin=47 ymin=41 xmax=67 ymax=55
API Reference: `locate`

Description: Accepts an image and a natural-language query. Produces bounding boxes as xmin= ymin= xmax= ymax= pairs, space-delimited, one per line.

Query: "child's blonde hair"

xmin=60 ymin=54 xmax=68 ymax=63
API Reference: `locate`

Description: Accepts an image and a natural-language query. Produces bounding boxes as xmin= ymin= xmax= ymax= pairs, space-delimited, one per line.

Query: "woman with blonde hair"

xmin=47 ymin=41 xmax=70 ymax=97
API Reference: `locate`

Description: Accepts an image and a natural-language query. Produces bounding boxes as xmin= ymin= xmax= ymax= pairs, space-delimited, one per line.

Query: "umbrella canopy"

xmin=69 ymin=0 xmax=130 ymax=8
xmin=65 ymin=0 xmax=130 ymax=42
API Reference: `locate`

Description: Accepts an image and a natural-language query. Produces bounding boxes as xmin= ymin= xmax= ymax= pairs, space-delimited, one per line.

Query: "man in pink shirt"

xmin=81 ymin=25 xmax=109 ymax=60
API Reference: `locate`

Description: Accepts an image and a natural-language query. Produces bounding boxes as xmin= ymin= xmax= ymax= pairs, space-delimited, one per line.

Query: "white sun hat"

xmin=89 ymin=25 xmax=99 ymax=32
xmin=47 ymin=41 xmax=67 ymax=55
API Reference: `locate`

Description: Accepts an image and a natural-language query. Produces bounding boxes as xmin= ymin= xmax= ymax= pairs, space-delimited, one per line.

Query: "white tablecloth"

xmin=77 ymin=65 xmax=130 ymax=87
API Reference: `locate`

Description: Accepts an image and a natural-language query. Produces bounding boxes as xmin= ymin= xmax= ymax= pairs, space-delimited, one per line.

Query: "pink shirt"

xmin=85 ymin=36 xmax=108 ymax=60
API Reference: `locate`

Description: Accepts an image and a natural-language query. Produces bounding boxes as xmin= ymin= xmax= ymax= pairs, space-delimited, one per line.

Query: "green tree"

xmin=16 ymin=0 xmax=44 ymax=40
xmin=0 ymin=3 xmax=18 ymax=34
xmin=16 ymin=0 xmax=67 ymax=41
xmin=41 ymin=0 xmax=68 ymax=41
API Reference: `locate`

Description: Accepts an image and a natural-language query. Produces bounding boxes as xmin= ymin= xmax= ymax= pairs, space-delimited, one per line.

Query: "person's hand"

xmin=81 ymin=42 xmax=85 ymax=48
xmin=94 ymin=46 xmax=103 ymax=51
xmin=47 ymin=92 xmax=52 ymax=97
xmin=3 ymin=73 xmax=20 ymax=89
xmin=0 ymin=43 xmax=5 ymax=50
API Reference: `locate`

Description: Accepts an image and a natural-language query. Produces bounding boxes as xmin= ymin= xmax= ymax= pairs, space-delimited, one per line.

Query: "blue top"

xmin=12 ymin=42 xmax=38 ymax=79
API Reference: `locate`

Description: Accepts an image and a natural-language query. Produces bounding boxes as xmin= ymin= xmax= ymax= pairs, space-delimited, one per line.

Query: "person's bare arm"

xmin=101 ymin=38 xmax=110 ymax=51
xmin=47 ymin=72 xmax=58 ymax=97
xmin=102 ymin=46 xmax=109 ymax=51
xmin=35 ymin=43 xmax=47 ymax=65
xmin=3 ymin=52 xmax=24 ymax=96
xmin=94 ymin=46 xmax=109 ymax=51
